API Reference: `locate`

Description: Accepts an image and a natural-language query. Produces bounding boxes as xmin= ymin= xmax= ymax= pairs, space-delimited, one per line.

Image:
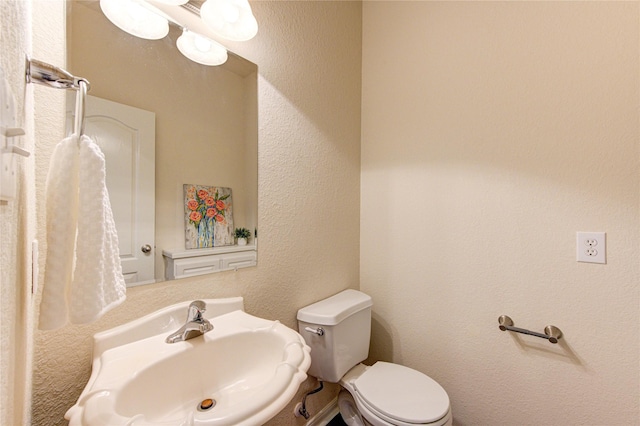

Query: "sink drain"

xmin=198 ymin=398 xmax=216 ymax=412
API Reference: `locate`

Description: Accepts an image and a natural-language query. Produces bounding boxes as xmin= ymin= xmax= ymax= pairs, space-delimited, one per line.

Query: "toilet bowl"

xmin=297 ymin=290 xmax=453 ymax=426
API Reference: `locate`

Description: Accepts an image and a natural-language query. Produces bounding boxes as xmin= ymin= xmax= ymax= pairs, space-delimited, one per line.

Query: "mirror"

xmin=67 ymin=0 xmax=258 ymax=285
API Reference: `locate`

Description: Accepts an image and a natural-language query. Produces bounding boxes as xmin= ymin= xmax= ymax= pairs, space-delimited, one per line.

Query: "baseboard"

xmin=306 ymin=397 xmax=339 ymax=426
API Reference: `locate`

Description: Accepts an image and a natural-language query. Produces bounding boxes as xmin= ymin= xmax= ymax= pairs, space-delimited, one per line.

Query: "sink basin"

xmin=65 ymin=298 xmax=311 ymax=425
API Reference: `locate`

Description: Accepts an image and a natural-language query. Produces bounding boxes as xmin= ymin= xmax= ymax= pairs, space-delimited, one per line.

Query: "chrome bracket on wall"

xmin=25 ymin=56 xmax=90 ymax=137
xmin=498 ymin=315 xmax=563 ymax=344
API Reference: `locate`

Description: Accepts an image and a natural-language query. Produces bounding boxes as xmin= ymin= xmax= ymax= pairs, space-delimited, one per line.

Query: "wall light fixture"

xmin=99 ymin=0 xmax=258 ymax=66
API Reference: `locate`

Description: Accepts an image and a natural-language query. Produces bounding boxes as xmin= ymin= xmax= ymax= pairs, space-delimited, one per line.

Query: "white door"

xmin=67 ymin=95 xmax=156 ymax=286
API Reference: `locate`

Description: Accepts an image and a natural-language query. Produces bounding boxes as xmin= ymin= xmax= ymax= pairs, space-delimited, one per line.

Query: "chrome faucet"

xmin=165 ymin=300 xmax=214 ymax=343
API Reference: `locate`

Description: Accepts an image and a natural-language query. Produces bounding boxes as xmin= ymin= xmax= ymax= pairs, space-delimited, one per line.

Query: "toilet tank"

xmin=297 ymin=289 xmax=373 ymax=383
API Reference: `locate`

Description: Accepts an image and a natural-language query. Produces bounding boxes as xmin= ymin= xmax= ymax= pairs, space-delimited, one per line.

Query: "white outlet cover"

xmin=577 ymin=232 xmax=606 ymax=264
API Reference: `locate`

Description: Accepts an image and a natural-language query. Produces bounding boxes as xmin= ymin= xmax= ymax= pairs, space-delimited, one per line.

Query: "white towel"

xmin=39 ymin=134 xmax=126 ymax=330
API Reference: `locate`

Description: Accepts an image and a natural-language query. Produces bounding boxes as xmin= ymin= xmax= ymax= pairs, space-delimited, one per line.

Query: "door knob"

xmin=141 ymin=244 xmax=152 ymax=254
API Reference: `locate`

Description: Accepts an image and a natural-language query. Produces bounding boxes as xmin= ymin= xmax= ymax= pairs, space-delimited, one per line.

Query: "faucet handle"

xmin=190 ymin=300 xmax=206 ymax=311
xmin=187 ymin=300 xmax=207 ymax=321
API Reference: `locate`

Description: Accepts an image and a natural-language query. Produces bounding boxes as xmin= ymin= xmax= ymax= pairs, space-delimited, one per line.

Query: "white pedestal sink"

xmin=65 ymin=298 xmax=311 ymax=425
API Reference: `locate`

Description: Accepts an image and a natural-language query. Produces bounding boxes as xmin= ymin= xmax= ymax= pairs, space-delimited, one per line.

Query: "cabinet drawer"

xmin=222 ymin=252 xmax=257 ymax=270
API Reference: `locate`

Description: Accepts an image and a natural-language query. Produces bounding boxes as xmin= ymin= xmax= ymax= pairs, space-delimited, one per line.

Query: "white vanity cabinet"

xmin=163 ymin=244 xmax=257 ymax=280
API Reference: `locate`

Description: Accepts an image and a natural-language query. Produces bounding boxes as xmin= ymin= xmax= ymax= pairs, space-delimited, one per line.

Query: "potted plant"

xmin=234 ymin=228 xmax=251 ymax=246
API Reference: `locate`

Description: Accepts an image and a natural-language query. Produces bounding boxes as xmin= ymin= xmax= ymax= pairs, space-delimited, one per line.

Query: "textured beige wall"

xmin=0 ymin=0 xmax=66 ymax=424
xmin=361 ymin=2 xmax=639 ymax=425
xmin=0 ymin=3 xmax=32 ymax=424
xmin=31 ymin=1 xmax=362 ymax=425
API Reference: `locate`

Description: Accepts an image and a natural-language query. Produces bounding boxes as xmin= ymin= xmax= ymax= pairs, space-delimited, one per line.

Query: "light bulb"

xmin=100 ymin=0 xmax=169 ymax=40
xmin=200 ymin=0 xmax=258 ymax=41
xmin=193 ymin=34 xmax=212 ymax=52
xmin=176 ymin=30 xmax=228 ymax=66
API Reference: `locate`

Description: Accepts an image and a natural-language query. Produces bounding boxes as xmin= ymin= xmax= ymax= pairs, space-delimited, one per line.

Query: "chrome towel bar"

xmin=498 ymin=315 xmax=563 ymax=344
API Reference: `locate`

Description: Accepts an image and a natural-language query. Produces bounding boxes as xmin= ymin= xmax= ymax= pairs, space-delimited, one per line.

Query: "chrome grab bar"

xmin=498 ymin=315 xmax=563 ymax=344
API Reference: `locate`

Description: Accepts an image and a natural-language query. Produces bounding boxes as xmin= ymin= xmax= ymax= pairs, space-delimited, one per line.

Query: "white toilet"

xmin=297 ymin=289 xmax=453 ymax=426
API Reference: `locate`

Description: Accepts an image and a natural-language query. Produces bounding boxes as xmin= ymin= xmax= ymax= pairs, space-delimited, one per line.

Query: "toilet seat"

xmin=353 ymin=362 xmax=450 ymax=425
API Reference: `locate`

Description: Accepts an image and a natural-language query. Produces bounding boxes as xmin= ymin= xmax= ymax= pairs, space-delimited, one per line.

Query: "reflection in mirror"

xmin=67 ymin=0 xmax=258 ymax=286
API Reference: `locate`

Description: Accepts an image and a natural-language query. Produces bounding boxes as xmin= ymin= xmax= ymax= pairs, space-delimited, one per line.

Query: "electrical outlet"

xmin=577 ymin=232 xmax=606 ymax=264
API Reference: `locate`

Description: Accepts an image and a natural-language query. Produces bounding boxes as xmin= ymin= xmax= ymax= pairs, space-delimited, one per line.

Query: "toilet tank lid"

xmin=297 ymin=289 xmax=372 ymax=326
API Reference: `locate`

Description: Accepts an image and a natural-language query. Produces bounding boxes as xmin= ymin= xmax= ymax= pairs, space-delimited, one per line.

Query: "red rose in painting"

xmin=216 ymin=200 xmax=226 ymax=210
xmin=215 ymin=215 xmax=225 ymax=223
xmin=205 ymin=196 xmax=216 ymax=206
xmin=197 ymin=189 xmax=209 ymax=199
xmin=206 ymin=208 xmax=217 ymax=218
xmin=190 ymin=211 xmax=202 ymax=222
xmin=187 ymin=199 xmax=199 ymax=211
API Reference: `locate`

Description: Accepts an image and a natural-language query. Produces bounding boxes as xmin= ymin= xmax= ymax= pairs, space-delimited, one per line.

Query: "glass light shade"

xmin=176 ymin=30 xmax=228 ymax=66
xmin=200 ymin=0 xmax=258 ymax=41
xmin=100 ymin=0 xmax=169 ymax=40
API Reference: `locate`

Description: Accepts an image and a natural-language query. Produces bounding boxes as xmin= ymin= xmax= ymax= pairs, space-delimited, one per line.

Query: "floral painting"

xmin=184 ymin=184 xmax=234 ymax=249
